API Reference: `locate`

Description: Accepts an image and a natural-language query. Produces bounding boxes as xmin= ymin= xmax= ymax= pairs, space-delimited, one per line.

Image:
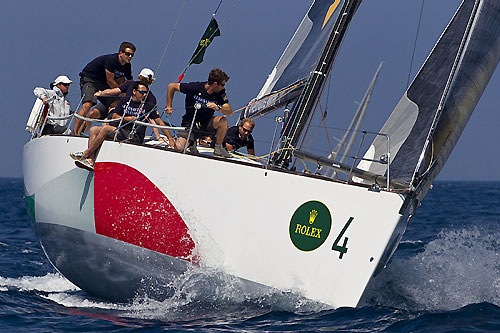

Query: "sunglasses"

xmin=123 ymin=51 xmax=134 ymax=57
xmin=241 ymin=127 xmax=252 ymax=134
xmin=60 ymin=83 xmax=70 ymax=87
xmin=218 ymin=82 xmax=225 ymax=87
xmin=136 ymin=89 xmax=148 ymax=95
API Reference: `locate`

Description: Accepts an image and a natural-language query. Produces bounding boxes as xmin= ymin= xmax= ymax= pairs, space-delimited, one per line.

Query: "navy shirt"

xmin=223 ymin=125 xmax=254 ymax=151
xmin=179 ymin=81 xmax=228 ymax=126
xmin=119 ymin=81 xmax=157 ymax=110
xmin=80 ymin=53 xmax=132 ymax=85
xmin=111 ymin=96 xmax=158 ymax=143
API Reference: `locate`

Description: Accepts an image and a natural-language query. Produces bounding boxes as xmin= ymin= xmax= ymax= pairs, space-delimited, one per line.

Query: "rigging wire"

xmin=155 ymin=0 xmax=188 ymax=75
xmin=406 ymin=0 xmax=425 ymax=89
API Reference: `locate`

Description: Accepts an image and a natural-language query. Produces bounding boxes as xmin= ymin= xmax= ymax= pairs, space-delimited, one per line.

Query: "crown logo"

xmin=309 ymin=210 xmax=318 ymax=224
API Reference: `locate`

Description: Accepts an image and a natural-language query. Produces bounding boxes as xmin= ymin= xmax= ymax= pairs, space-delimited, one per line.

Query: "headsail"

xmin=357 ymin=0 xmax=500 ymax=197
xmin=244 ymin=0 xmax=350 ymax=119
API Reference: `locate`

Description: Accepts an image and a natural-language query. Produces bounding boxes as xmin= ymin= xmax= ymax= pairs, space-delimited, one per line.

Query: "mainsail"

xmin=244 ymin=0 xmax=352 ymax=119
xmin=357 ymin=0 xmax=500 ymax=199
xmin=273 ymin=0 xmax=362 ymax=167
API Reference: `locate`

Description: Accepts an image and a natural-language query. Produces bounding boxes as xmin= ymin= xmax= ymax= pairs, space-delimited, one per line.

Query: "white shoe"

xmin=69 ymin=151 xmax=84 ymax=161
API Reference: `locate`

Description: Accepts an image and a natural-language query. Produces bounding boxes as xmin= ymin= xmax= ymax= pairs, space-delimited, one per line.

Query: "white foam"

xmin=41 ymin=293 xmax=125 ymax=310
xmin=0 ymin=273 xmax=79 ymax=293
xmin=363 ymin=225 xmax=500 ymax=311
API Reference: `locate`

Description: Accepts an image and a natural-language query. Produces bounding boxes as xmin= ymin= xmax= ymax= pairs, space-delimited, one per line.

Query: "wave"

xmin=0 ymin=267 xmax=328 ymax=321
xmin=361 ymin=225 xmax=500 ymax=311
xmin=0 ymin=273 xmax=78 ymax=293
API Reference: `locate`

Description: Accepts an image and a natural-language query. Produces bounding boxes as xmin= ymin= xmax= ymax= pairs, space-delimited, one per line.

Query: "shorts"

xmin=106 ymin=125 xmax=142 ymax=144
xmin=178 ymin=117 xmax=216 ymax=143
xmin=80 ymin=77 xmax=109 ymax=106
xmin=95 ymin=101 xmax=119 ymax=119
xmin=41 ymin=123 xmax=68 ymax=135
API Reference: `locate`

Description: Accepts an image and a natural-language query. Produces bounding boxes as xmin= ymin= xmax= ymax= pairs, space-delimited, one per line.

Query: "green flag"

xmin=189 ymin=17 xmax=221 ymax=66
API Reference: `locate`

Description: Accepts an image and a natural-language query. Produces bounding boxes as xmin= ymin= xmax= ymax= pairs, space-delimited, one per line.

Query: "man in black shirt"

xmin=70 ymin=82 xmax=151 ymax=171
xmin=165 ymin=68 xmax=233 ymax=158
xmin=92 ymin=68 xmax=175 ymax=147
xmin=224 ymin=118 xmax=255 ymax=155
xmin=73 ymin=41 xmax=135 ymax=135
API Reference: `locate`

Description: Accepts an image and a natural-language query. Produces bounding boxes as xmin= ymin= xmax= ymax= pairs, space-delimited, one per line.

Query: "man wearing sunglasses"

xmin=73 ymin=41 xmax=135 ymax=136
xmin=33 ymin=75 xmax=73 ymax=135
xmin=165 ymin=68 xmax=233 ymax=158
xmin=93 ymin=68 xmax=175 ymax=147
xmin=223 ymin=118 xmax=255 ymax=155
xmin=70 ymin=82 xmax=156 ymax=171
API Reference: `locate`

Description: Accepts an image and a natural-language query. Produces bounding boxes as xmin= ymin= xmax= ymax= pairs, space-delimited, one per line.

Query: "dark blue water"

xmin=1 ymin=178 xmax=499 ymax=332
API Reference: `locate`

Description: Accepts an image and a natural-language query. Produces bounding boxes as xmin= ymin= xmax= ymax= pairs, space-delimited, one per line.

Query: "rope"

xmin=406 ymin=0 xmax=425 ymax=89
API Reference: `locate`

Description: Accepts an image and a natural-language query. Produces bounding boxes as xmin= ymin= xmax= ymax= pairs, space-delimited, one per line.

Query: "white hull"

xmin=23 ymin=136 xmax=410 ymax=308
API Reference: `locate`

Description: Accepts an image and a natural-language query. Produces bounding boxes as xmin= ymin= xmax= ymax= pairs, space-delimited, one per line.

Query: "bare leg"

xmin=73 ymin=101 xmax=93 ymax=135
xmin=175 ymin=137 xmax=187 ymax=151
xmin=212 ymin=116 xmax=228 ymax=145
xmin=84 ymin=125 xmax=115 ymax=163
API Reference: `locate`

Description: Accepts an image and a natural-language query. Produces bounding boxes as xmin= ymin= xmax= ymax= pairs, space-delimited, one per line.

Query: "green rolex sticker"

xmin=289 ymin=200 xmax=332 ymax=251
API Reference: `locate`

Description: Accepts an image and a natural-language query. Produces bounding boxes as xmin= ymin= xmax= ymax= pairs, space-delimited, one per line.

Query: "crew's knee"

xmin=89 ymin=126 xmax=100 ymax=136
xmin=217 ymin=116 xmax=228 ymax=128
xmin=88 ymin=109 xmax=100 ymax=119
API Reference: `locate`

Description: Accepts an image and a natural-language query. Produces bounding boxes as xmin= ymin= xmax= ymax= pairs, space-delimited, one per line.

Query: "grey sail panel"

xmin=357 ymin=0 xmax=477 ymax=186
xmin=245 ymin=0 xmax=347 ymax=118
xmin=413 ymin=0 xmax=500 ymax=203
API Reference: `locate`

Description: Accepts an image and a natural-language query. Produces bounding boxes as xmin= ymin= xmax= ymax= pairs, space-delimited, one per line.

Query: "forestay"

xmin=244 ymin=0 xmax=348 ymax=118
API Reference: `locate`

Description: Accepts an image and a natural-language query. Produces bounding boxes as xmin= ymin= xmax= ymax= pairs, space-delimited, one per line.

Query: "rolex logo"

xmin=309 ymin=210 xmax=318 ymax=224
xmin=290 ymin=201 xmax=332 ymax=252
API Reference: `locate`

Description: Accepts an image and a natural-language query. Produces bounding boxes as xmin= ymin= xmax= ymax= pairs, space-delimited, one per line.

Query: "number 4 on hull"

xmin=332 ymin=217 xmax=354 ymax=259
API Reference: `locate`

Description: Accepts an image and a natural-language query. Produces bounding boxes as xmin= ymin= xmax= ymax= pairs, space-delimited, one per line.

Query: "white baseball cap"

xmin=138 ymin=68 xmax=155 ymax=82
xmin=53 ymin=75 xmax=72 ymax=85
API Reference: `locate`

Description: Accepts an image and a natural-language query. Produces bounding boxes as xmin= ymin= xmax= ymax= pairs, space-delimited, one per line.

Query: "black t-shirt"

xmin=119 ymin=81 xmax=157 ymax=110
xmin=80 ymin=53 xmax=132 ymax=86
xmin=111 ymin=96 xmax=158 ymax=143
xmin=179 ymin=81 xmax=228 ymax=126
xmin=223 ymin=125 xmax=254 ymax=150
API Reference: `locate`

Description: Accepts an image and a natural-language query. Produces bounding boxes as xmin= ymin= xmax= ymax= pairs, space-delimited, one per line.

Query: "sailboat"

xmin=22 ymin=0 xmax=500 ymax=308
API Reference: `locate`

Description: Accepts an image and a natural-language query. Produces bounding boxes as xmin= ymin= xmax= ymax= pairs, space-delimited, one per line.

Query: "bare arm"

xmin=153 ymin=118 xmax=176 ymax=148
xmin=105 ymin=69 xmax=120 ymax=89
xmin=205 ymin=101 xmax=233 ymax=116
xmin=165 ymin=83 xmax=180 ymax=114
xmin=112 ymin=111 xmax=135 ymax=123
xmin=95 ymin=87 xmax=121 ymax=97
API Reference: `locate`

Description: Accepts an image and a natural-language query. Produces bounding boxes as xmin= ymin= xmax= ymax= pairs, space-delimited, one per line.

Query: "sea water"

xmin=1 ymin=178 xmax=499 ymax=332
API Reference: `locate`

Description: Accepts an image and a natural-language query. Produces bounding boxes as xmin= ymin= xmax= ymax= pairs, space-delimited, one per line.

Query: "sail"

xmin=244 ymin=0 xmax=348 ymax=118
xmin=357 ymin=0 xmax=500 ymax=193
xmin=273 ymin=0 xmax=362 ymax=167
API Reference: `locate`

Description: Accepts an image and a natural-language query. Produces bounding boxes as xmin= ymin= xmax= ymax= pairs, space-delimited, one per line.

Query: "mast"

xmin=272 ymin=0 xmax=362 ymax=168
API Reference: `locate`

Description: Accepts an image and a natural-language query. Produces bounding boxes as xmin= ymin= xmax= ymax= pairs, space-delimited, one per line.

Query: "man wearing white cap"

xmin=33 ymin=75 xmax=73 ymax=135
xmin=93 ymin=68 xmax=175 ymax=147
xmin=93 ymin=68 xmax=156 ymax=118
